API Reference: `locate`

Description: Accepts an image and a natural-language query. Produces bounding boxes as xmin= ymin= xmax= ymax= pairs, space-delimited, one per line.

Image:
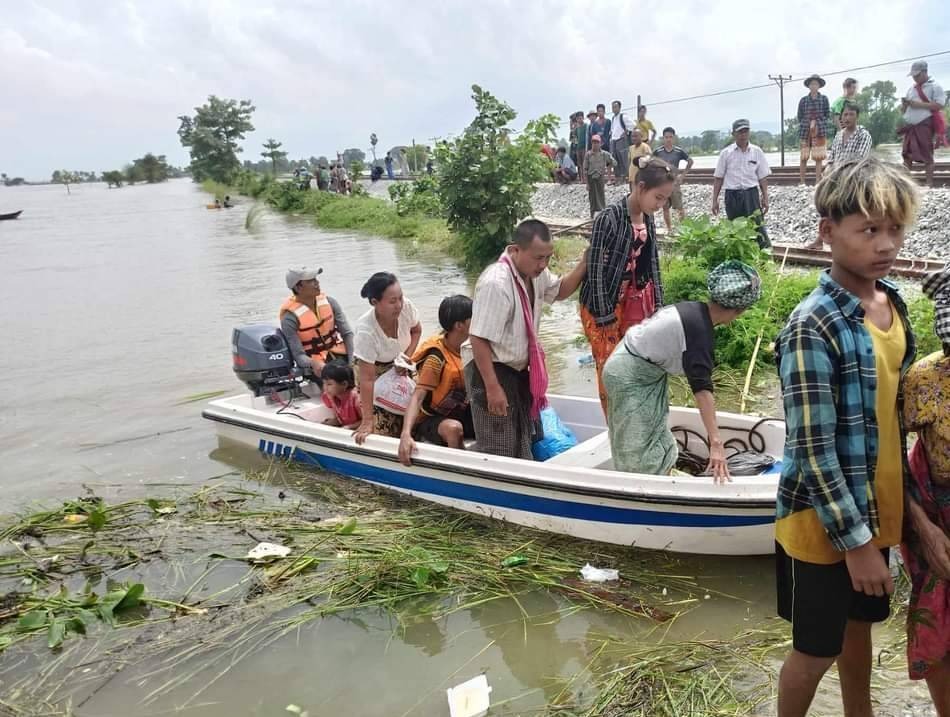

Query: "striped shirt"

xmin=579 ymin=197 xmax=664 ymax=326
xmin=469 ymin=252 xmax=561 ymax=370
xmin=774 ymin=272 xmax=916 ymax=552
xmin=713 ymin=143 xmax=770 ymax=190
xmin=827 ymin=125 xmax=873 ymax=166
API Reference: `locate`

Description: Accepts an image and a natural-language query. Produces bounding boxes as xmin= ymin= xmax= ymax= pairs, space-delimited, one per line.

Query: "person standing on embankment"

xmin=711 ymin=118 xmax=771 ymax=248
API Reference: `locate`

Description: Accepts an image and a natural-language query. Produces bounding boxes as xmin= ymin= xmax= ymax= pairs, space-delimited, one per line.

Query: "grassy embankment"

xmin=202 ymin=178 xmax=586 ymax=276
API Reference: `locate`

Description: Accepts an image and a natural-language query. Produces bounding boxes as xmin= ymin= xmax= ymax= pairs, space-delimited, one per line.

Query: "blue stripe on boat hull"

xmin=261 ymin=442 xmax=772 ymax=529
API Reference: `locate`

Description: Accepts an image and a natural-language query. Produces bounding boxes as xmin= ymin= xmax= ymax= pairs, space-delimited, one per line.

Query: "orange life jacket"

xmin=279 ymin=294 xmax=347 ymax=363
xmin=411 ymin=335 xmax=468 ymax=418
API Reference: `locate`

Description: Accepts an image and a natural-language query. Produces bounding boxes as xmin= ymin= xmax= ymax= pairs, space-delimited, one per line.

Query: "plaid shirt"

xmin=827 ymin=125 xmax=873 ymax=166
xmin=797 ymin=92 xmax=831 ymax=139
xmin=775 ymin=272 xmax=916 ymax=551
xmin=579 ymin=196 xmax=664 ymax=325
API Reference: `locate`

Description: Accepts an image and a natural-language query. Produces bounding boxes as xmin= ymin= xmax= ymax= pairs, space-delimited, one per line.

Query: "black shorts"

xmin=415 ymin=410 xmax=475 ymax=446
xmin=775 ymin=541 xmax=891 ymax=658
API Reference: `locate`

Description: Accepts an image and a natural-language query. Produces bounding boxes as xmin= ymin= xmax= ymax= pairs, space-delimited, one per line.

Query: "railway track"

xmin=684 ymin=162 xmax=950 ymax=187
xmin=546 ymin=222 xmax=946 ymax=279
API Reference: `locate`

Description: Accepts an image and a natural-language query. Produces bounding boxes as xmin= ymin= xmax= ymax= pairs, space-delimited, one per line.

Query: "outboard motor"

xmin=231 ymin=325 xmax=297 ymax=397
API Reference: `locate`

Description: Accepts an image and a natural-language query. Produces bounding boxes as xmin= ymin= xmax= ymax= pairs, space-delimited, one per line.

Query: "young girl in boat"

xmin=578 ymin=157 xmax=675 ymax=415
xmin=398 ymin=295 xmax=474 ymax=466
xmin=320 ymin=361 xmax=362 ymax=429
xmin=601 ymin=261 xmax=761 ymax=482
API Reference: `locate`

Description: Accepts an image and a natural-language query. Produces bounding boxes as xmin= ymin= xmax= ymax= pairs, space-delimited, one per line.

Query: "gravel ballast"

xmin=530 ymin=183 xmax=950 ymax=261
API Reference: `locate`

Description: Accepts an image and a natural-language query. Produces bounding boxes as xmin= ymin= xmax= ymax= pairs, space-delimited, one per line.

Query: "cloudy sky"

xmin=3 ymin=0 xmax=949 ymax=180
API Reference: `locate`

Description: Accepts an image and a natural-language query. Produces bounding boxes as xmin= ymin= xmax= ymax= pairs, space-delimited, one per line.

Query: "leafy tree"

xmin=3 ymin=174 xmax=25 ymax=186
xmin=133 ymin=153 xmax=170 ymax=183
xmin=177 ymin=96 xmax=256 ymax=183
xmin=404 ymin=145 xmax=429 ymax=174
xmin=782 ymin=117 xmax=800 ymax=150
xmin=855 ymin=80 xmax=900 ymax=146
xmin=700 ymin=130 xmax=723 ymax=153
xmin=341 ymin=148 xmax=366 ymax=172
xmin=52 ymin=170 xmax=75 ymax=194
xmin=261 ymin=138 xmax=287 ymax=175
xmin=102 ymin=170 xmax=124 ymax=188
xmin=437 ymin=85 xmax=559 ymax=267
xmin=124 ymin=162 xmax=145 ymax=185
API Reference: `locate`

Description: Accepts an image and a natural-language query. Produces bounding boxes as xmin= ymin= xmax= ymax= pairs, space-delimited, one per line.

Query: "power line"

xmin=432 ymin=49 xmax=950 ymax=144
xmin=643 ymin=49 xmax=950 ymax=109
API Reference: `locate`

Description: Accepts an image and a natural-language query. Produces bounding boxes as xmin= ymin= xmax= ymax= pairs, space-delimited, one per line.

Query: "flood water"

xmin=0 ymin=180 xmax=932 ymax=715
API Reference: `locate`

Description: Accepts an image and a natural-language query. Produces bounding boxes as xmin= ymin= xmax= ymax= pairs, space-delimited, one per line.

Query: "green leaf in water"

xmin=115 ymin=583 xmax=145 ymax=611
xmin=47 ymin=619 xmax=66 ymax=649
xmin=86 ymin=507 xmax=107 ymax=532
xmin=336 ymin=518 xmax=357 ymax=535
xmin=411 ymin=567 xmax=432 ymax=589
xmin=16 ymin=611 xmax=49 ymax=633
xmin=501 ymin=555 xmax=528 ymax=568
xmin=65 ymin=617 xmax=87 ymax=635
xmin=175 ymin=390 xmax=228 ymax=405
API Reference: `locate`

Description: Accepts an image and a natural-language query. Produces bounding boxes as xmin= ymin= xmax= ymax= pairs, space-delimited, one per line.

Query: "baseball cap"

xmin=909 ymin=60 xmax=928 ymax=76
xmin=286 ymin=267 xmax=323 ymax=290
xmin=732 ymin=119 xmax=751 ymax=132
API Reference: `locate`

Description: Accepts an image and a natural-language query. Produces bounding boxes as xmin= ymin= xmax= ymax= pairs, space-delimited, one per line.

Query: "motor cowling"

xmin=231 ymin=325 xmax=296 ymax=396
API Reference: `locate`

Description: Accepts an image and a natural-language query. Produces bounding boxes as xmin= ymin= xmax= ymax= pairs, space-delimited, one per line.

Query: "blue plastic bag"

xmin=531 ymin=406 xmax=578 ymax=461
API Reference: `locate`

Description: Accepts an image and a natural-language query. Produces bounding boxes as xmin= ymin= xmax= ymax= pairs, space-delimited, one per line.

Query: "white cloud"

xmin=1 ymin=0 xmax=947 ymax=179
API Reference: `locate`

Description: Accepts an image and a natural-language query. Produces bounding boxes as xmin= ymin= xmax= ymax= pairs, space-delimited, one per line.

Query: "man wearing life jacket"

xmin=280 ymin=267 xmax=354 ymax=379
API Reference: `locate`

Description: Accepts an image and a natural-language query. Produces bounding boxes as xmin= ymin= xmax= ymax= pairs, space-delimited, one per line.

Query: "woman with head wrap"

xmin=901 ymin=264 xmax=950 ymax=709
xmin=602 ymin=261 xmax=762 ymax=482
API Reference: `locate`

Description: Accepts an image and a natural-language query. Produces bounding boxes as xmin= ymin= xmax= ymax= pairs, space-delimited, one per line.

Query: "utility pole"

xmin=769 ymin=74 xmax=792 ymax=167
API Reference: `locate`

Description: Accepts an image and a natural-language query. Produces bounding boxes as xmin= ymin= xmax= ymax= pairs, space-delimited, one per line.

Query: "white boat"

xmin=203 ymin=391 xmax=784 ymax=556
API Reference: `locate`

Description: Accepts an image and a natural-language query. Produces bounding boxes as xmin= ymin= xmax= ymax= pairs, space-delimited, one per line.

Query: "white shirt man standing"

xmin=711 ymin=119 xmax=771 ymax=248
xmin=609 ymin=100 xmax=633 ymax=182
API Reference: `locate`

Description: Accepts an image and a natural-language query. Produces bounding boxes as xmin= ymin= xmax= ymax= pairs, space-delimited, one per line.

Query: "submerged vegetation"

xmin=0 ymin=468 xmax=918 ymax=715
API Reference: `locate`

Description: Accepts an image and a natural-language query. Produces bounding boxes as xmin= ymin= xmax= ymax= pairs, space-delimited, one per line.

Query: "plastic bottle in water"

xmin=577 ymin=353 xmax=595 ymax=366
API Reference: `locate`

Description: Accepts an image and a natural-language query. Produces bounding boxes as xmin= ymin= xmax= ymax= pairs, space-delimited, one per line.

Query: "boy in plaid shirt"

xmin=774 ymin=157 xmax=920 ymax=716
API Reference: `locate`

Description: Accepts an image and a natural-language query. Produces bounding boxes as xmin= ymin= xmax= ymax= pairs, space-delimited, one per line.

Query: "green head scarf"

xmin=708 ymin=261 xmax=762 ymax=310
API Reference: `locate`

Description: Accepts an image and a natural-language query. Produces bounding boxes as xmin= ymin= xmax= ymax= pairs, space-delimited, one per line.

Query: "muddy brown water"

xmin=0 ymin=180 xmax=933 ymax=715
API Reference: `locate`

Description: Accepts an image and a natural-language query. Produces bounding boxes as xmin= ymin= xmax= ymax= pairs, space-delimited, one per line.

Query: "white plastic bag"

xmin=580 ymin=563 xmax=619 ymax=582
xmin=373 ymin=367 xmax=416 ymax=416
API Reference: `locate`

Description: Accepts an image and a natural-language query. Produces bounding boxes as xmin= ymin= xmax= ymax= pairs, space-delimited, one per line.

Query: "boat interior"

xmin=241 ymin=387 xmax=786 ymax=475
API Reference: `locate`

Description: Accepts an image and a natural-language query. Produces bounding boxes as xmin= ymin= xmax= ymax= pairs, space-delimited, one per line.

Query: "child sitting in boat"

xmin=398 ymin=295 xmax=474 ymax=466
xmin=602 ymin=261 xmax=762 ymax=482
xmin=320 ymin=361 xmax=362 ymax=429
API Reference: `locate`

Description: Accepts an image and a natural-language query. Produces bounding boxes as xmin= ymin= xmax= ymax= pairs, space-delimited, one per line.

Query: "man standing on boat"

xmin=466 ymin=220 xmax=587 ymax=460
xmin=280 ymin=267 xmax=353 ymax=381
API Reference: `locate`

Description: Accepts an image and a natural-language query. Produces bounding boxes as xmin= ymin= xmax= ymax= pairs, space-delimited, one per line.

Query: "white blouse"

xmin=353 ymin=297 xmax=420 ymax=364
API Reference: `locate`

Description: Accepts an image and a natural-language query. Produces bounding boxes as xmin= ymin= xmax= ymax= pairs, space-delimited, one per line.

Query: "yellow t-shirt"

xmin=636 ymin=119 xmax=656 ymax=141
xmin=627 ymin=143 xmax=653 ymax=177
xmin=775 ymin=303 xmax=905 ymax=564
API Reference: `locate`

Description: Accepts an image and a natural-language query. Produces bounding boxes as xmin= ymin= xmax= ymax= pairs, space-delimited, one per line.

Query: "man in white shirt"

xmin=711 ymin=119 xmax=771 ymax=248
xmin=900 ymin=60 xmax=947 ymax=187
xmin=467 ymin=220 xmax=587 ymax=459
xmin=609 ymin=100 xmax=633 ymax=183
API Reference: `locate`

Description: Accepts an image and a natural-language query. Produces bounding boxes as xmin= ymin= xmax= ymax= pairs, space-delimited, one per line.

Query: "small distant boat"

xmin=206 ymin=204 xmax=222 ymax=210
xmin=0 ymin=210 xmax=23 ymax=220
